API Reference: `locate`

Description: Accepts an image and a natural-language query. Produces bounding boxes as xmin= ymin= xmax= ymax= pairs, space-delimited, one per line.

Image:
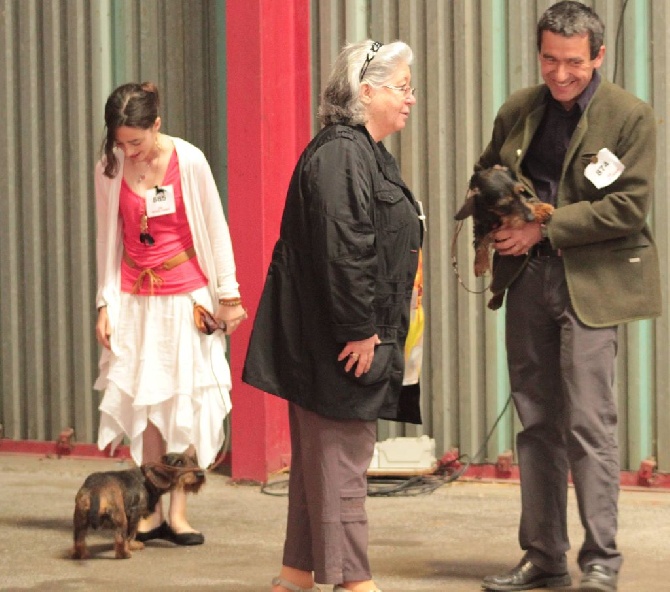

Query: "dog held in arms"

xmin=71 ymin=452 xmax=205 ymax=559
xmin=454 ymin=166 xmax=554 ymax=309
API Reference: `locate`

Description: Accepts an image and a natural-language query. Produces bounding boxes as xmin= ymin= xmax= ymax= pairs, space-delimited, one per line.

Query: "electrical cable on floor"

xmin=259 ymin=392 xmax=514 ymax=498
xmin=365 ymin=0 xmax=631 ymax=500
xmin=260 ymin=468 xmax=291 ymax=496
xmin=259 ymin=0 xmax=632 ymax=501
xmin=366 ymin=391 xmax=513 ymax=497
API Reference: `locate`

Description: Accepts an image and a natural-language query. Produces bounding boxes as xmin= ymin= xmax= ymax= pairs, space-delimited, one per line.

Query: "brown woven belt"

xmin=123 ymin=246 xmax=197 ymax=294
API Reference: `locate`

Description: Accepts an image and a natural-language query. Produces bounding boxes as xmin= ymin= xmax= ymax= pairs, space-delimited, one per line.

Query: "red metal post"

xmin=226 ymin=0 xmax=311 ymax=482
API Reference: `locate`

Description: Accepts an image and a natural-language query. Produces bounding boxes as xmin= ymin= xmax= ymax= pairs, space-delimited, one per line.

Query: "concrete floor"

xmin=0 ymin=453 xmax=668 ymax=591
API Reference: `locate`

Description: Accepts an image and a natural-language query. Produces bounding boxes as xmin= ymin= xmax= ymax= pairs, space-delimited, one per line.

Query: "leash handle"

xmin=450 ymin=220 xmax=491 ymax=295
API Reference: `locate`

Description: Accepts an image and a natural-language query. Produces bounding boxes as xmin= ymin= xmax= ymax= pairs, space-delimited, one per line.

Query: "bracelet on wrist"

xmin=219 ymin=297 xmax=242 ymax=307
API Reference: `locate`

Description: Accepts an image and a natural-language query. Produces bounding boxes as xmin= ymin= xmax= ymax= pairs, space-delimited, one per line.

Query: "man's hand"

xmin=493 ymin=222 xmax=543 ymax=256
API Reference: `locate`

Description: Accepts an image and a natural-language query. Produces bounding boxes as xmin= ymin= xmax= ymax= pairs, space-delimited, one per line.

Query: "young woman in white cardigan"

xmin=94 ymin=82 xmax=245 ymax=545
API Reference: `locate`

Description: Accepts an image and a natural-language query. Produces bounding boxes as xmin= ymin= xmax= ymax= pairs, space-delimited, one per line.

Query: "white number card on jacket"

xmin=145 ymin=185 xmax=176 ymax=217
xmin=584 ymin=148 xmax=625 ymax=189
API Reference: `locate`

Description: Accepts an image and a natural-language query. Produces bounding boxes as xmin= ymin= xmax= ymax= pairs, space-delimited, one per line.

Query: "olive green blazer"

xmin=478 ymin=78 xmax=661 ymax=327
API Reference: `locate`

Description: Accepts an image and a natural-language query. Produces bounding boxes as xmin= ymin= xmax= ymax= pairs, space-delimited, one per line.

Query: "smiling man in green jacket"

xmin=477 ymin=3 xmax=661 ymax=592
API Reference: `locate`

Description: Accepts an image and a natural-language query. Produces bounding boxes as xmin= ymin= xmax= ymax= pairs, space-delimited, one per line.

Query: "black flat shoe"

xmin=482 ymin=559 xmax=571 ymax=591
xmin=166 ymin=524 xmax=205 ymax=546
xmin=580 ymin=565 xmax=617 ymax=592
xmin=135 ymin=521 xmax=171 ymax=543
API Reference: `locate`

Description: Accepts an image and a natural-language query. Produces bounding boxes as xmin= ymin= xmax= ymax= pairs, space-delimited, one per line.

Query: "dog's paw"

xmin=129 ymin=540 xmax=145 ymax=551
xmin=474 ymin=262 xmax=491 ymax=277
xmin=114 ymin=541 xmax=133 ymax=559
xmin=487 ymin=292 xmax=505 ymax=310
xmin=71 ymin=546 xmax=89 ymax=560
xmin=474 ymin=246 xmax=491 ymax=277
xmin=532 ymin=202 xmax=554 ymax=222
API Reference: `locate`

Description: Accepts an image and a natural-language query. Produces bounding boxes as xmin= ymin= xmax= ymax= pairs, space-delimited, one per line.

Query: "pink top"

xmin=119 ymin=149 xmax=208 ymax=295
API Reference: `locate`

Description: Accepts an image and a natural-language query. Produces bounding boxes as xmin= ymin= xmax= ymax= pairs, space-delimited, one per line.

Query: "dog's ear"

xmin=142 ymin=464 xmax=173 ymax=489
xmin=454 ymin=190 xmax=477 ymax=220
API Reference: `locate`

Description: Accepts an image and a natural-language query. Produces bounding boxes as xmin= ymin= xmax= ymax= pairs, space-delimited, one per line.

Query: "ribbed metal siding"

xmin=1 ymin=0 xmax=100 ymax=443
xmin=109 ymin=0 xmax=224 ymax=181
xmin=651 ymin=0 xmax=670 ymax=475
xmin=311 ymin=0 xmax=670 ymax=472
xmin=1 ymin=0 xmax=669 ymax=473
xmin=0 ymin=0 xmax=222 ymax=445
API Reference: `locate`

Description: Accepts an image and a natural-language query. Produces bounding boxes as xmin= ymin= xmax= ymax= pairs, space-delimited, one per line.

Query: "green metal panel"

xmin=2 ymin=0 xmax=670 ymax=474
xmin=621 ymin=0 xmax=654 ymax=466
xmin=303 ymin=0 xmax=670 ymax=472
xmin=215 ymin=1 xmax=228 ymax=209
xmin=482 ymin=0 xmax=513 ymax=459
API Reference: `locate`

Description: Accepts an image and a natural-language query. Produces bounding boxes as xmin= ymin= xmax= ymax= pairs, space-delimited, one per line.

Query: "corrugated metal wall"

xmin=311 ymin=0 xmax=670 ymax=473
xmin=0 ymin=0 xmax=223 ymax=445
xmin=1 ymin=0 xmax=668 ymax=472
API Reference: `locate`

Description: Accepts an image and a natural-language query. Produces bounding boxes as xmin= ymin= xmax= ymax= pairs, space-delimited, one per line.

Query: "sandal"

xmin=271 ymin=577 xmax=320 ymax=592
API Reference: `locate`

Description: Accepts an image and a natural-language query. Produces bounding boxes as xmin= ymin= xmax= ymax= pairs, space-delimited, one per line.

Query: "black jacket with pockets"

xmin=242 ymin=124 xmax=423 ymax=423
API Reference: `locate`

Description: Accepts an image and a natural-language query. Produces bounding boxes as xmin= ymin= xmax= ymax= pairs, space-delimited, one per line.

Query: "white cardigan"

xmin=94 ymin=136 xmax=239 ymax=356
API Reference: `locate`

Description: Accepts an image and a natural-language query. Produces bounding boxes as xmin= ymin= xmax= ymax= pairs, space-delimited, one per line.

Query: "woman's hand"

xmin=96 ymin=306 xmax=111 ymax=350
xmin=215 ymin=303 xmax=248 ymax=335
xmin=338 ymin=334 xmax=382 ymax=377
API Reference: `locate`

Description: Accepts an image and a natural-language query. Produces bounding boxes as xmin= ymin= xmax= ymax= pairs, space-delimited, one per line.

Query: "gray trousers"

xmin=283 ymin=403 xmax=377 ymax=584
xmin=505 ymin=257 xmax=622 ymax=574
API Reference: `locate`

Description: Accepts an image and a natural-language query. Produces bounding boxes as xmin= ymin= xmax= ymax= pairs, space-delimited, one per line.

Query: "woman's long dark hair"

xmin=100 ymin=82 xmax=160 ymax=178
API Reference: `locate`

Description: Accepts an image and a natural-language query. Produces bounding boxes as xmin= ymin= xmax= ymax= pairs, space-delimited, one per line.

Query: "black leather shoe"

xmin=166 ymin=524 xmax=205 ymax=546
xmin=135 ymin=521 xmax=171 ymax=543
xmin=580 ymin=565 xmax=617 ymax=592
xmin=481 ymin=559 xmax=571 ymax=591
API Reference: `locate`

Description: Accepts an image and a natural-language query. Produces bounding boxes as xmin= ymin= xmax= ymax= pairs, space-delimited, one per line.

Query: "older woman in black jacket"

xmin=243 ymin=39 xmax=423 ymax=592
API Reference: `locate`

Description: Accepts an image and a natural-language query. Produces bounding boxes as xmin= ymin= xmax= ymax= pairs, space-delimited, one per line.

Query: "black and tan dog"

xmin=455 ymin=166 xmax=554 ymax=309
xmin=455 ymin=166 xmax=554 ymax=276
xmin=71 ymin=452 xmax=205 ymax=559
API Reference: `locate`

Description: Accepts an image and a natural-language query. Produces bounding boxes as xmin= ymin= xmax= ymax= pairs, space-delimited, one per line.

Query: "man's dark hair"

xmin=537 ymin=1 xmax=605 ymax=59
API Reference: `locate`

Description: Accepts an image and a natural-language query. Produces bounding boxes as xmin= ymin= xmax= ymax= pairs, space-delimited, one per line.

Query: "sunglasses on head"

xmin=359 ymin=41 xmax=384 ymax=82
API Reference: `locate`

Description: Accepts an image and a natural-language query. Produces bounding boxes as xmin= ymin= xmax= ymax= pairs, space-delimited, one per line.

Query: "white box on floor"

xmin=367 ymin=435 xmax=436 ymax=475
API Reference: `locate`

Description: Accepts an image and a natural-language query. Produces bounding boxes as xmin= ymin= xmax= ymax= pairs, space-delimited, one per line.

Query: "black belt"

xmin=530 ymin=239 xmax=561 ymax=258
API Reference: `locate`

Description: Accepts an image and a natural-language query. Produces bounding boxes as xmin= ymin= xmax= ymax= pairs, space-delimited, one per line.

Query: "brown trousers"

xmin=282 ymin=403 xmax=377 ymax=584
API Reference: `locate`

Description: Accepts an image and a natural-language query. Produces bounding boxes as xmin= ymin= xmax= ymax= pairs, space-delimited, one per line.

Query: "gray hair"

xmin=537 ymin=1 xmax=605 ymax=60
xmin=318 ymin=39 xmax=414 ymax=126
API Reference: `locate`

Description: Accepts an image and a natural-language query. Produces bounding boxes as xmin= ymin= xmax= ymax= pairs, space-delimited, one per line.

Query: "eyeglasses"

xmin=359 ymin=41 xmax=384 ymax=82
xmin=140 ymin=186 xmax=165 ymax=245
xmin=383 ymin=84 xmax=416 ymax=97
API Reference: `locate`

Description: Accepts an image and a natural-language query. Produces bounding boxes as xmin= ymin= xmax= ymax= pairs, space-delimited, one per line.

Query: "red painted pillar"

xmin=226 ymin=0 xmax=311 ymax=481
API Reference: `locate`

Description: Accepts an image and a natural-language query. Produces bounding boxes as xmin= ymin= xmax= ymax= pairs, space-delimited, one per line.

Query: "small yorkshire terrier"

xmin=71 ymin=452 xmax=205 ymax=560
xmin=455 ymin=166 xmax=554 ymax=277
xmin=453 ymin=166 xmax=554 ymax=310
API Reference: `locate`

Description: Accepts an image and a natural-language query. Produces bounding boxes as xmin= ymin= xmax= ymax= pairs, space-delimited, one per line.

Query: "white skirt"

xmin=95 ymin=287 xmax=232 ymax=468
